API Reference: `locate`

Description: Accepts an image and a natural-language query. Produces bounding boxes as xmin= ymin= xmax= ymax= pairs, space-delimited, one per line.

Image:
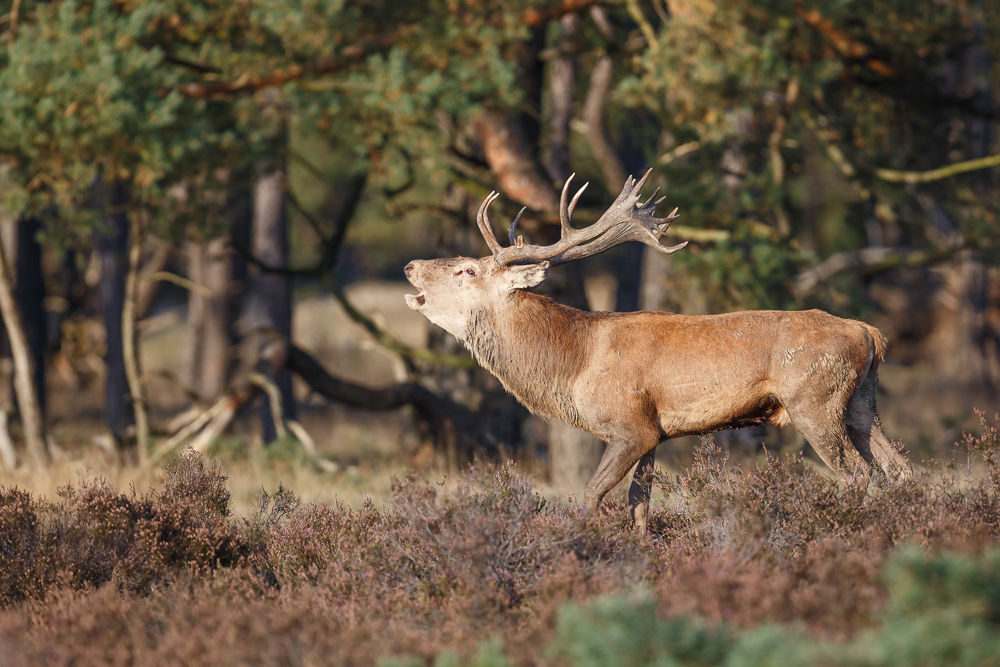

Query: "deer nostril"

xmin=403 ymin=263 xmax=414 ymax=278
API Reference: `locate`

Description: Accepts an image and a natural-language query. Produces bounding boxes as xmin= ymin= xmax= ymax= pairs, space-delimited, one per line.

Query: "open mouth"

xmin=404 ymin=290 xmax=425 ymax=309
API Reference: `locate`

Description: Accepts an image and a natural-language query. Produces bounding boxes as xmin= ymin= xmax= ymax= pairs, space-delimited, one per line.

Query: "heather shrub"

xmin=0 ymin=487 xmax=44 ymax=605
xmin=640 ymin=412 xmax=1000 ymax=635
xmin=2 ymin=417 xmax=1000 ymax=665
xmin=383 ymin=464 xmax=644 ymax=613
xmin=260 ymin=461 xmax=646 ymax=620
xmin=0 ymin=450 xmax=249 ymax=604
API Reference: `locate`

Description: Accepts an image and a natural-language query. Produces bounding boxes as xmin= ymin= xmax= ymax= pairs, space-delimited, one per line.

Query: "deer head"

xmin=404 ymin=169 xmax=687 ymax=341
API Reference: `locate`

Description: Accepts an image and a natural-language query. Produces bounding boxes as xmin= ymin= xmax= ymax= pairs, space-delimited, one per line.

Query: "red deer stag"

xmin=404 ymin=170 xmax=912 ymax=532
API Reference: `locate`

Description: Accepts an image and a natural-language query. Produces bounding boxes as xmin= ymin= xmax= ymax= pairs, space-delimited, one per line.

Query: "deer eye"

xmin=465 ymin=267 xmax=476 ymax=277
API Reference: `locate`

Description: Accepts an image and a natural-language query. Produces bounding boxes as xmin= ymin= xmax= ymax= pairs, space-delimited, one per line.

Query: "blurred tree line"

xmin=0 ymin=0 xmax=997 ymax=480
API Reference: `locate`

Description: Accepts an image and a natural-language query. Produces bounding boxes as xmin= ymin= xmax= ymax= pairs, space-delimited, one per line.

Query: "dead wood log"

xmin=283 ymin=342 xmax=493 ymax=457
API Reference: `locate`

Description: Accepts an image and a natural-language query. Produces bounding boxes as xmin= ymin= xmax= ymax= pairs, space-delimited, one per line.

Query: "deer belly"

xmin=654 ymin=380 xmax=779 ymax=437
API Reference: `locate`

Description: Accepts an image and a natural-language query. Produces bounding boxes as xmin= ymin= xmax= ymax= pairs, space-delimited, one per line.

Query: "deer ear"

xmin=503 ymin=262 xmax=549 ymax=290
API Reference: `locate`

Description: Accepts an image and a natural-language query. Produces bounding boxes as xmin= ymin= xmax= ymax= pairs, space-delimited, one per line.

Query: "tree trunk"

xmin=546 ymin=13 xmax=579 ymax=185
xmin=186 ymin=237 xmax=235 ymax=401
xmin=542 ymin=23 xmax=605 ymax=495
xmin=228 ymin=183 xmax=252 ymax=360
xmin=14 ymin=217 xmax=47 ymax=418
xmin=930 ymin=254 xmax=998 ymax=386
xmin=94 ymin=179 xmax=134 ymax=446
xmin=0 ymin=221 xmax=47 ymax=467
xmin=252 ymin=160 xmax=296 ymax=442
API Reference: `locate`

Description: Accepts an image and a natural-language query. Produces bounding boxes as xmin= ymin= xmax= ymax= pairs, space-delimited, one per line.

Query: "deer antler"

xmin=476 ymin=169 xmax=687 ymax=267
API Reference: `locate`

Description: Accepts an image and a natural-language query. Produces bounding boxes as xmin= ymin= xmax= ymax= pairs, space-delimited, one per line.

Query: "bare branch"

xmin=148 ymin=271 xmax=212 ymax=297
xmin=166 ymin=28 xmax=410 ymax=99
xmin=795 ymin=244 xmax=969 ymax=295
xmin=794 ymin=5 xmax=895 ymax=77
xmin=875 ymin=152 xmax=1000 ymax=184
xmin=656 ymin=141 xmax=700 ymax=166
xmin=123 ymin=214 xmax=150 ymax=464
xmin=8 ymin=0 xmax=21 ymax=38
xmin=522 ymin=0 xmax=602 ymax=27
xmin=801 ymin=111 xmax=871 ymax=201
xmin=625 ymin=0 xmax=659 ymax=53
xmin=248 ymin=372 xmax=287 ymax=439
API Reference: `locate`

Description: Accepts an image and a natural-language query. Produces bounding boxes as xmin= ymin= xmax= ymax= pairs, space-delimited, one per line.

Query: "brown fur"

xmin=404 ymin=256 xmax=912 ymax=533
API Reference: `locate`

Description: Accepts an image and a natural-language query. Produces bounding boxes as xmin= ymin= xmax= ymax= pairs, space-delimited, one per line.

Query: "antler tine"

xmin=476 ymin=192 xmax=504 ymax=258
xmin=559 ymin=174 xmax=576 ymax=235
xmin=632 ymin=168 xmax=653 ymax=199
xmin=508 ymin=206 xmax=526 ymax=247
xmin=567 ymin=181 xmax=588 ymax=221
xmin=641 ymin=187 xmax=661 ymax=209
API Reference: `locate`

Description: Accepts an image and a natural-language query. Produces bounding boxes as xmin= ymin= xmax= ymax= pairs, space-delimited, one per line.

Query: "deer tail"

xmin=862 ymin=323 xmax=888 ymax=365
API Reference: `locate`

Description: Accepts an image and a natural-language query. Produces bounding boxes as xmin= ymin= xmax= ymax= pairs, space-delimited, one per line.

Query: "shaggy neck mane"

xmin=462 ymin=290 xmax=594 ymax=426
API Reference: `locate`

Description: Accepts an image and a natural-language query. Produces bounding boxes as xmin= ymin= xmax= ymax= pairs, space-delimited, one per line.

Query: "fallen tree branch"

xmin=188 ymin=399 xmax=241 ymax=454
xmin=283 ymin=342 xmax=490 ymax=456
xmin=147 ymin=392 xmax=241 ymax=467
xmin=248 ymin=372 xmax=287 ymax=439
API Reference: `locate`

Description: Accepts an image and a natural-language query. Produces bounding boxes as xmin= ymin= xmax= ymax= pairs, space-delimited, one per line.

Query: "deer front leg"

xmin=584 ymin=437 xmax=658 ymax=533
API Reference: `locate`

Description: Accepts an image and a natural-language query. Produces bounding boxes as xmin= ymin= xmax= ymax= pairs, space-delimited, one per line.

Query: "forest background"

xmin=0 ymin=1 xmax=1000 ymax=663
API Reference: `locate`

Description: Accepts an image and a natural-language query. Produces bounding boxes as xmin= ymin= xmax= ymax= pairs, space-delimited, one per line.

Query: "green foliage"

xmin=0 ymin=0 xmax=532 ymax=250
xmin=550 ymin=592 xmax=734 ymax=667
xmin=544 ymin=548 xmax=1000 ymax=667
xmin=615 ymin=0 xmax=999 ymax=310
xmin=3 ymin=0 xmax=995 ymax=308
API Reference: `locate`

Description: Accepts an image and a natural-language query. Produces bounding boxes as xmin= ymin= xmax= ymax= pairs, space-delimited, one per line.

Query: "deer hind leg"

xmin=629 ymin=450 xmax=657 ymax=535
xmin=846 ymin=371 xmax=913 ymax=482
xmin=783 ymin=361 xmax=873 ymax=488
xmin=787 ymin=405 xmax=871 ymax=488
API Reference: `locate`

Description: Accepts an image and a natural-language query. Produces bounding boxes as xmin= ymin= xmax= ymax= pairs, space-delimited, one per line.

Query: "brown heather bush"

xmin=0 ymin=415 xmax=998 ymax=665
xmin=0 ymin=452 xmax=248 ymax=605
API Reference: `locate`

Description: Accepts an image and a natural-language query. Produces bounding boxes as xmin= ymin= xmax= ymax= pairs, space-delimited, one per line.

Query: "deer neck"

xmin=462 ymin=290 xmax=591 ymax=427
